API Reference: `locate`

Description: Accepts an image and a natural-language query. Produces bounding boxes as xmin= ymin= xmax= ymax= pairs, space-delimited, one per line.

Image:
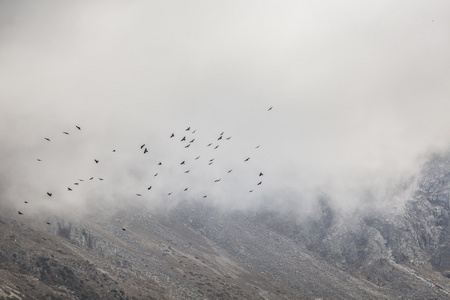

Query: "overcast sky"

xmin=1 ymin=1 xmax=450 ymax=217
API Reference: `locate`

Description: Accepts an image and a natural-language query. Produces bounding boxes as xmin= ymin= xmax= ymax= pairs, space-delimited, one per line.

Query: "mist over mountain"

xmin=1 ymin=1 xmax=450 ymax=299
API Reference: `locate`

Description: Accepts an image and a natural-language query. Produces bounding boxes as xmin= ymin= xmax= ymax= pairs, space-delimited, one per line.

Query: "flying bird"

xmin=168 ymin=192 xmax=172 ymax=195
xmin=214 ymin=179 xmax=221 ymax=182
xmin=184 ymin=170 xmax=190 ymax=173
xmin=68 ymin=187 xmax=72 ymax=191
xmin=37 ymin=159 xmax=42 ymax=161
xmin=181 ymin=161 xmax=185 ymax=165
xmin=148 ymin=186 xmax=152 ymax=190
xmin=244 ymin=157 xmax=250 ymax=162
xmin=207 ymin=143 xmax=212 ymax=147
xmin=122 ymin=228 xmax=126 ymax=231
xmin=89 ymin=177 xmax=93 ymax=180
xmin=192 ymin=130 xmax=196 ymax=134
xmin=76 ymin=125 xmax=81 ymax=130
xmin=144 ymin=148 xmax=148 ymax=153
xmin=228 ymin=169 xmax=232 ymax=173
xmin=203 ymin=195 xmax=207 ymax=198
xmin=113 ymin=150 xmax=116 ymax=152
xmin=47 ymin=192 xmax=52 ymax=197
xmin=181 ymin=136 xmax=186 ymax=141
xmin=74 ymin=183 xmax=79 ymax=185
xmin=249 ymin=190 xmax=254 ymax=193
xmin=94 ymin=159 xmax=99 ymax=163
xmin=186 ymin=127 xmax=190 ymax=131
xmin=220 ymin=132 xmax=224 ymax=136
xmin=214 ymin=145 xmax=219 ymax=149
xmin=170 ymin=133 xmax=175 ymax=138
xmin=24 ymin=201 xmax=28 ymax=204
xmin=268 ymin=106 xmax=273 ymax=111
xmin=259 ymin=172 xmax=263 ymax=176
xmin=79 ymin=179 xmax=84 ymax=182
xmin=226 ymin=137 xmax=231 ymax=140
xmin=46 ymin=222 xmax=51 ymax=225
xmin=136 ymin=194 xmax=142 ymax=196
xmin=158 ymin=162 xmax=162 ymax=165
xmin=184 ymin=188 xmax=188 ymax=191
xmin=44 ymin=138 xmax=50 ymax=141
xmin=18 ymin=211 xmax=23 ymax=215
xmin=141 ymin=144 xmax=145 ymax=149
xmin=208 ymin=162 xmax=213 ymax=165
xmin=257 ymin=181 xmax=262 ymax=185
xmin=185 ymin=144 xmax=190 ymax=148
xmin=98 ymin=178 xmax=104 ymax=180
xmin=209 ymin=158 xmax=215 ymax=162
xmin=218 ymin=136 xmax=222 ymax=141
xmin=190 ymin=139 xmax=195 ymax=143
xmin=195 ymin=156 xmax=200 ymax=160
xmin=255 ymin=145 xmax=260 ymax=149
xmin=63 ymin=132 xmax=69 ymax=135
xmin=154 ymin=173 xmax=158 ymax=177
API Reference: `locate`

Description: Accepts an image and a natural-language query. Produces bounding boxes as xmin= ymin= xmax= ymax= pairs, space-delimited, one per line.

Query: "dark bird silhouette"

xmin=209 ymin=158 xmax=215 ymax=162
xmin=268 ymin=106 xmax=273 ymax=111
xmin=184 ymin=170 xmax=190 ymax=173
xmin=220 ymin=132 xmax=224 ymax=136
xmin=186 ymin=127 xmax=190 ymax=131
xmin=122 ymin=228 xmax=126 ymax=231
xmin=214 ymin=145 xmax=219 ymax=149
xmin=44 ymin=138 xmax=50 ymax=141
xmin=144 ymin=148 xmax=148 ymax=153
xmin=218 ymin=136 xmax=222 ymax=140
xmin=98 ymin=178 xmax=104 ymax=180
xmin=74 ymin=183 xmax=79 ymax=185
xmin=89 ymin=177 xmax=93 ymax=180
xmin=203 ymin=195 xmax=207 ymax=198
xmin=141 ymin=144 xmax=145 ymax=149
xmin=168 ymin=192 xmax=172 ymax=195
xmin=113 ymin=150 xmax=116 ymax=152
xmin=257 ymin=181 xmax=262 ymax=185
xmin=158 ymin=162 xmax=162 ymax=165
xmin=259 ymin=172 xmax=263 ymax=176
xmin=184 ymin=188 xmax=188 ymax=191
xmin=170 ymin=133 xmax=175 ymax=138
xmin=154 ymin=173 xmax=158 ymax=177
xmin=181 ymin=161 xmax=185 ymax=165
xmin=37 ymin=159 xmax=42 ymax=161
xmin=207 ymin=143 xmax=212 ymax=147
xmin=47 ymin=192 xmax=52 ymax=197
xmin=148 ymin=186 xmax=152 ymax=190
xmin=181 ymin=136 xmax=186 ymax=142
xmin=190 ymin=139 xmax=195 ymax=143
xmin=195 ymin=156 xmax=200 ymax=160
xmin=94 ymin=159 xmax=99 ymax=163
xmin=136 ymin=194 xmax=142 ymax=196
xmin=228 ymin=169 xmax=232 ymax=173
xmin=63 ymin=132 xmax=69 ymax=135
xmin=76 ymin=125 xmax=81 ymax=130
xmin=214 ymin=179 xmax=221 ymax=182
xmin=208 ymin=162 xmax=213 ymax=165
xmin=185 ymin=144 xmax=190 ymax=148
xmin=249 ymin=190 xmax=254 ymax=193
xmin=24 ymin=201 xmax=28 ymax=204
xmin=18 ymin=211 xmax=23 ymax=215
xmin=226 ymin=136 xmax=231 ymax=140
xmin=192 ymin=130 xmax=196 ymax=133
xmin=244 ymin=157 xmax=250 ymax=162
xmin=46 ymin=222 xmax=51 ymax=225
xmin=68 ymin=187 xmax=72 ymax=191
xmin=79 ymin=179 xmax=84 ymax=182
xmin=255 ymin=145 xmax=260 ymax=149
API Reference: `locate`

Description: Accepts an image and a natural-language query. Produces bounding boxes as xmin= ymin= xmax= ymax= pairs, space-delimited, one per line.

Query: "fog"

xmin=1 ymin=1 xmax=450 ymax=218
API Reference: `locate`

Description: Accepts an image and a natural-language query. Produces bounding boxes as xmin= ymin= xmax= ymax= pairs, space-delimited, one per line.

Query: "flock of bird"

xmin=17 ymin=106 xmax=274 ymax=231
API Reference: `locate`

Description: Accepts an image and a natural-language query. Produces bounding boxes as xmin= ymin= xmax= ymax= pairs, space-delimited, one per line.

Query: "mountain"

xmin=1 ymin=153 xmax=450 ymax=299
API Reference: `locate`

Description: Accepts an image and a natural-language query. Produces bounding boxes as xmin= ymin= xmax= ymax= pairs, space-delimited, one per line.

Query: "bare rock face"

xmin=1 ymin=153 xmax=450 ymax=299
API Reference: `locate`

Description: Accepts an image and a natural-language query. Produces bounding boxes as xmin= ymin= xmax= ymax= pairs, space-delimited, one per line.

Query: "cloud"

xmin=1 ymin=1 xmax=450 ymax=217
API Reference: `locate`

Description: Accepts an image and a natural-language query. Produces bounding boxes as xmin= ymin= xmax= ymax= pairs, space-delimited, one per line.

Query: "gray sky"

xmin=1 ymin=1 xmax=450 ymax=216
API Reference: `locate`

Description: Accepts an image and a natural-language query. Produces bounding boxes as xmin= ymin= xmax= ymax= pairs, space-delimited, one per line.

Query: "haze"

xmin=1 ymin=1 xmax=450 ymax=217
